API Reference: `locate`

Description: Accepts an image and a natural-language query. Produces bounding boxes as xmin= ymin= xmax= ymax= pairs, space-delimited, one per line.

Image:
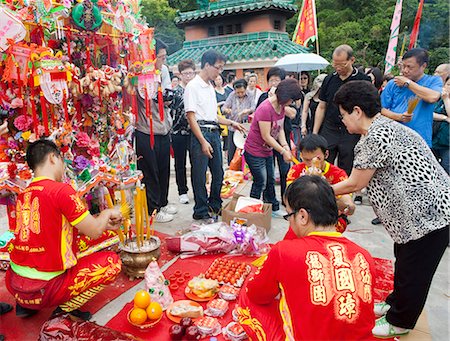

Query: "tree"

xmin=287 ymin=0 xmax=449 ymax=70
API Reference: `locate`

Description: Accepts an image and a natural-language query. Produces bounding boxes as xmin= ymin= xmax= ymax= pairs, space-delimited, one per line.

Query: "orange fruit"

xmin=146 ymin=301 xmax=163 ymax=320
xmin=134 ymin=290 xmax=151 ymax=309
xmin=129 ymin=307 xmax=147 ymax=325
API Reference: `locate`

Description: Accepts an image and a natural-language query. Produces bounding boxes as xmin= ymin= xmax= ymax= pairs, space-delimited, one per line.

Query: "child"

xmin=285 ymin=134 xmax=355 ymax=235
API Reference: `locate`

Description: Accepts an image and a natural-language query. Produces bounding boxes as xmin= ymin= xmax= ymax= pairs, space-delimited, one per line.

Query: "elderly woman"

xmin=333 ymin=80 xmax=449 ymax=338
xmin=244 ymin=78 xmax=302 ymax=217
xmin=238 ymin=176 xmax=376 ymax=340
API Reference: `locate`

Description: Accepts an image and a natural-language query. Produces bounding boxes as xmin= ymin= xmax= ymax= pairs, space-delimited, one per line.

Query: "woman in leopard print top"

xmin=333 ymin=80 xmax=449 ymax=339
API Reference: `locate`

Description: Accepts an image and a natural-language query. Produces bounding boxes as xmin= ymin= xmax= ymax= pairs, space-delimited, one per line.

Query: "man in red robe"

xmin=238 ymin=176 xmax=376 ymax=340
xmin=6 ymin=139 xmax=123 ymax=320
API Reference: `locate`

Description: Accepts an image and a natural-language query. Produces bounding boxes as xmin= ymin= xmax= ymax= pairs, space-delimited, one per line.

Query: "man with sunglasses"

xmin=237 ymin=176 xmax=376 ymax=340
xmin=312 ymin=45 xmax=371 ymax=177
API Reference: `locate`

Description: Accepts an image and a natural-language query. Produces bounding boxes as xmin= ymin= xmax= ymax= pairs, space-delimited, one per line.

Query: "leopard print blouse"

xmin=354 ymin=115 xmax=450 ymax=244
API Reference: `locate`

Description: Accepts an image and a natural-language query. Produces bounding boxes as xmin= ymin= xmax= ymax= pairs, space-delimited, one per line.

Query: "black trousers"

xmin=135 ymin=131 xmax=170 ymax=213
xmin=171 ymin=133 xmax=190 ymax=196
xmin=385 ymin=225 xmax=449 ymax=329
xmin=227 ymin=130 xmax=236 ymax=165
xmin=320 ymin=125 xmax=360 ymax=176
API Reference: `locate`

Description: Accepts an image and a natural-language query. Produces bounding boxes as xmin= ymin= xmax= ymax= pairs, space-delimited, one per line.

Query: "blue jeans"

xmin=273 ymin=149 xmax=291 ymax=203
xmin=244 ymin=151 xmax=279 ymax=211
xmin=190 ymin=130 xmax=224 ymax=217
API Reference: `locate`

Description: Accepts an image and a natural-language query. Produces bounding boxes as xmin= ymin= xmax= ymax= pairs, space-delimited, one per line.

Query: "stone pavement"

xmin=0 ymin=161 xmax=448 ymax=340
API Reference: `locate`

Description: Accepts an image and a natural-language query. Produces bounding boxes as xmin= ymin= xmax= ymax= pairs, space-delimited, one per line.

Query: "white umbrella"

xmin=274 ymin=53 xmax=330 ymax=72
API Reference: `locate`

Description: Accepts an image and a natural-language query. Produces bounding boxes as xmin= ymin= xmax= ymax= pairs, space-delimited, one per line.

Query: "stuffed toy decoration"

xmin=71 ymin=0 xmax=103 ymax=31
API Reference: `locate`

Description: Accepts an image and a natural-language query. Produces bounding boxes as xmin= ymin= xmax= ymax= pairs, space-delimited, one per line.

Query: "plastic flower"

xmin=74 ymin=155 xmax=91 ymax=170
xmin=76 ymin=132 xmax=91 ymax=148
xmin=21 ymin=131 xmax=32 ymax=141
xmin=13 ymin=115 xmax=32 ymax=131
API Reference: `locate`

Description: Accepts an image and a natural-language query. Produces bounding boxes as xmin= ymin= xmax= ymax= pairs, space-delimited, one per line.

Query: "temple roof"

xmin=176 ymin=0 xmax=297 ymax=26
xmin=167 ymin=31 xmax=308 ymax=66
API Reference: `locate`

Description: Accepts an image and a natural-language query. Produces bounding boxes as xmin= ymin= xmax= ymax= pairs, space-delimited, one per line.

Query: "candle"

xmin=104 ymin=188 xmax=114 ymax=208
xmin=133 ymin=189 xmax=141 ymax=248
xmin=120 ymin=189 xmax=126 ymax=204
xmin=141 ymin=185 xmax=150 ymax=240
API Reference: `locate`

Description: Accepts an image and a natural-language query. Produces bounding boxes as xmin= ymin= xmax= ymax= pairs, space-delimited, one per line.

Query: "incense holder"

xmin=119 ymin=236 xmax=161 ymax=280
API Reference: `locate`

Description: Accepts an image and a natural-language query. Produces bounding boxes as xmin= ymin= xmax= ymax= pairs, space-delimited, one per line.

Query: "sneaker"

xmin=372 ymin=316 xmax=410 ymax=338
xmin=374 ymin=302 xmax=391 ymax=316
xmin=155 ymin=211 xmax=174 ymax=223
xmin=272 ymin=208 xmax=287 ymax=219
xmin=193 ymin=214 xmax=215 ymax=224
xmin=179 ymin=194 xmax=189 ymax=204
xmin=354 ymin=195 xmax=363 ymax=205
xmin=161 ymin=205 xmax=178 ymax=215
xmin=371 ymin=217 xmax=382 ymax=225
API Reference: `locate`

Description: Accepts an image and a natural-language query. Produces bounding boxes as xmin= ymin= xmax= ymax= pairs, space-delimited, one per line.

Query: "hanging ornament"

xmin=71 ymin=0 xmax=103 ymax=31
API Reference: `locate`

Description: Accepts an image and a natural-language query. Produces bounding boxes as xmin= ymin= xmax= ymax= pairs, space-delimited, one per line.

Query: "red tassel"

xmin=39 ymin=91 xmax=49 ymax=136
xmin=85 ymin=37 xmax=92 ymax=68
xmin=132 ymin=93 xmax=138 ymax=124
xmin=157 ymin=86 xmax=164 ymax=121
xmin=50 ymin=105 xmax=56 ymax=128
xmin=145 ymin=88 xmax=154 ymax=149
xmin=66 ymin=27 xmax=71 ymax=62
xmin=62 ymin=91 xmax=69 ymax=123
xmin=75 ymin=99 xmax=82 ymax=122
xmin=30 ymin=89 xmax=39 ymax=136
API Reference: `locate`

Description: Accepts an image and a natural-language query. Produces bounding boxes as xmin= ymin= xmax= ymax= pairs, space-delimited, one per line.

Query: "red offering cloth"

xmin=286 ymin=160 xmax=348 ymax=186
xmin=240 ymin=234 xmax=377 ymax=340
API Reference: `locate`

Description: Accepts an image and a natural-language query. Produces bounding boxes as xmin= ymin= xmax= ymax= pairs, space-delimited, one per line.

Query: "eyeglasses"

xmin=181 ymin=71 xmax=195 ymax=76
xmin=283 ymin=211 xmax=297 ymax=221
xmin=156 ymin=53 xmax=167 ymax=59
xmin=211 ymin=64 xmax=224 ymax=72
xmin=283 ymin=208 xmax=310 ymax=221
xmin=332 ymin=60 xmax=350 ymax=68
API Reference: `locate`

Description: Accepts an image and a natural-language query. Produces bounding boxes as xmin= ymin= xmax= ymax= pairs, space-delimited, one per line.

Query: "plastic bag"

xmin=229 ymin=148 xmax=242 ymax=171
xmin=39 ymin=314 xmax=142 ymax=341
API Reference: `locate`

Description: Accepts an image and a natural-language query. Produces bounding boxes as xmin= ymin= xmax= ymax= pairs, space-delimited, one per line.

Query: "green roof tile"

xmin=176 ymin=0 xmax=297 ymax=25
xmin=167 ymin=31 xmax=309 ymax=66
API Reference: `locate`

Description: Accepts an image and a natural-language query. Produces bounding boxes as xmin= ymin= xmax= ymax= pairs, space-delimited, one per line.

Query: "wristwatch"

xmin=403 ymin=80 xmax=411 ymax=88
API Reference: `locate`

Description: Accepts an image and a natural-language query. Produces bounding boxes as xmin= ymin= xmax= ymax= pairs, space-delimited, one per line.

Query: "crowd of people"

xmin=1 ymin=41 xmax=448 ymax=341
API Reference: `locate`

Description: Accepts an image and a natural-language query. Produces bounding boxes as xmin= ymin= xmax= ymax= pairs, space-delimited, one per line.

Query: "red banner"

xmin=292 ymin=0 xmax=318 ymax=47
xmin=409 ymin=0 xmax=424 ymax=49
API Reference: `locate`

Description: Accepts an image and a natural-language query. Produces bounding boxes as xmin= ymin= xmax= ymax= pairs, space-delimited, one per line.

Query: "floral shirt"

xmin=354 ymin=115 xmax=450 ymax=244
xmin=170 ymin=85 xmax=190 ymax=135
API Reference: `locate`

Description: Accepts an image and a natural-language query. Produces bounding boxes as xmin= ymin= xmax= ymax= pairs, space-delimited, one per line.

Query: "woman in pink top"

xmin=244 ymin=79 xmax=302 ymax=217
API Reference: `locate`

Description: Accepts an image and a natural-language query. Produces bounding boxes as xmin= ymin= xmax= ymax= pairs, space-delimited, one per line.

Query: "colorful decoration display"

xmin=0 ymin=0 xmax=157 ymax=262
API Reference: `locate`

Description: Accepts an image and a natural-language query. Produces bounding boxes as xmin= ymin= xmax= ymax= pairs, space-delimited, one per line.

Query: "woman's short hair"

xmin=266 ymin=67 xmax=286 ymax=82
xmin=334 ymin=80 xmax=381 ymax=118
xmin=275 ymin=78 xmax=303 ymax=104
xmin=178 ymin=59 xmax=196 ymax=73
xmin=212 ymin=74 xmax=225 ymax=87
xmin=285 ymin=175 xmax=338 ymax=226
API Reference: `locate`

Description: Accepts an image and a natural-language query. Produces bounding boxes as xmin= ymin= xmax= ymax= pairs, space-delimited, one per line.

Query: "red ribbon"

xmin=30 ymin=88 xmax=39 ymax=136
xmin=157 ymin=86 xmax=164 ymax=121
xmin=85 ymin=37 xmax=92 ymax=68
xmin=65 ymin=27 xmax=72 ymax=62
xmin=39 ymin=91 xmax=49 ymax=136
xmin=62 ymin=91 xmax=69 ymax=123
xmin=145 ymin=88 xmax=154 ymax=149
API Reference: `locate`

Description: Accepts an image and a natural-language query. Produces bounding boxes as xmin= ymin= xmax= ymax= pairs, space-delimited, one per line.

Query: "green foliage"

xmin=140 ymin=0 xmax=188 ymax=54
xmin=287 ymin=0 xmax=449 ymax=70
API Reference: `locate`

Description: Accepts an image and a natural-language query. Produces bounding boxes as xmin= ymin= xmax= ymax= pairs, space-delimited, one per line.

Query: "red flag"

xmin=409 ymin=0 xmax=424 ymax=49
xmin=292 ymin=0 xmax=318 ymax=47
